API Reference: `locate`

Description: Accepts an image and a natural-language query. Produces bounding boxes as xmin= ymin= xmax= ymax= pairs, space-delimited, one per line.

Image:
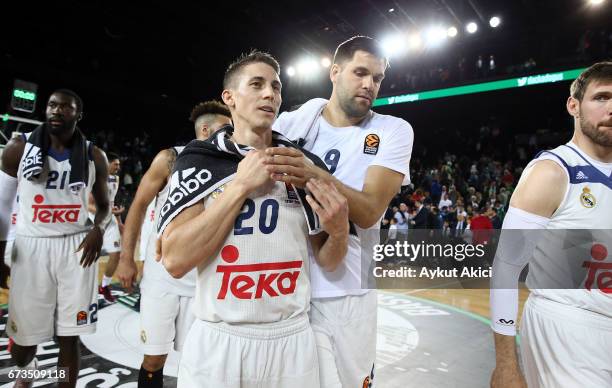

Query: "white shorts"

xmin=178 ymin=314 xmax=319 ymax=388
xmin=7 ymin=232 xmax=98 ymax=346
xmin=520 ymin=295 xmax=612 ymax=388
xmin=140 ymin=288 xmax=195 ymax=355
xmin=310 ymin=290 xmax=377 ymax=388
xmin=102 ymin=217 xmax=121 ymax=254
xmin=4 ymin=239 xmax=14 ymax=266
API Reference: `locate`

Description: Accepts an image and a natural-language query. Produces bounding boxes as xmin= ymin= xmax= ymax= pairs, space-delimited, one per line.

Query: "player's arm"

xmin=112 ymin=175 xmax=125 ymax=220
xmin=161 ymin=150 xmax=270 ymax=278
xmin=327 ymin=166 xmax=404 ymax=228
xmin=264 ymin=148 xmax=404 ymax=228
xmin=0 ymin=137 xmax=25 ymax=288
xmin=78 ymin=146 xmax=109 ymax=267
xmin=490 ymin=160 xmax=565 ymax=388
xmin=306 ymin=179 xmax=349 ymax=272
xmin=116 ymin=149 xmax=173 ymax=290
xmin=120 ymin=149 xmax=172 ymax=263
xmin=87 ymin=192 xmax=97 ymax=213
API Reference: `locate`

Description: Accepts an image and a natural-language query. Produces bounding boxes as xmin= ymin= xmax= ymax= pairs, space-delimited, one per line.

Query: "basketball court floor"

xmin=0 ymin=256 xmax=528 ymax=387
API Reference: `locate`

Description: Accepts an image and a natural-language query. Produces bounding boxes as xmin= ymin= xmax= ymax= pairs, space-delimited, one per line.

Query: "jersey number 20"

xmin=234 ymin=198 xmax=279 ymax=235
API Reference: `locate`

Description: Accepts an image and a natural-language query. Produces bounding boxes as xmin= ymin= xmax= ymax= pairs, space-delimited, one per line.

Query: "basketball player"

xmin=490 ymin=62 xmax=612 ymax=387
xmin=267 ymin=36 xmax=413 ymax=387
xmin=88 ymin=151 xmax=124 ymax=302
xmin=0 ymin=89 xmax=109 ymax=388
xmin=158 ymin=50 xmax=349 ymax=387
xmin=115 ymin=100 xmax=232 ymax=387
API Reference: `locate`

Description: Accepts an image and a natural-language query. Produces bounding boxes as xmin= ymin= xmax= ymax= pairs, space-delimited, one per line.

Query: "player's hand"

xmin=490 ymin=364 xmax=527 ymax=388
xmin=234 ymin=150 xmax=273 ymax=193
xmin=305 ymin=179 xmax=349 ymax=238
xmin=117 ymin=251 xmax=138 ymax=293
xmin=77 ymin=225 xmax=104 ymax=268
xmin=264 ymin=147 xmax=325 ymax=188
xmin=111 ymin=205 xmax=125 ymax=216
xmin=0 ymin=261 xmax=10 ymax=289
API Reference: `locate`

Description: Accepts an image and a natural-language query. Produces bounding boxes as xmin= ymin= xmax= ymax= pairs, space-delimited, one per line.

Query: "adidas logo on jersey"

xmin=575 ymin=170 xmax=588 ymax=180
xmin=31 ymin=194 xmax=80 ymax=223
xmin=216 ymin=245 xmax=302 ymax=300
xmin=160 ymin=168 xmax=212 ymax=218
xmin=22 ymin=145 xmax=42 ymax=168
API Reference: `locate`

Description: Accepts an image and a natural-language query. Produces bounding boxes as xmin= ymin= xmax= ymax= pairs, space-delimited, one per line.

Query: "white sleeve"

xmin=371 ymin=118 xmax=413 ymax=185
xmin=0 ymin=170 xmax=18 ymax=241
xmin=272 ymin=111 xmax=290 ymax=137
xmin=490 ymin=206 xmax=550 ymax=336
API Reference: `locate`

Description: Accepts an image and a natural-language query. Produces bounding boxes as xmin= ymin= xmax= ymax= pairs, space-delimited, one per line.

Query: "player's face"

xmin=206 ymin=114 xmax=233 ymax=137
xmin=223 ymin=62 xmax=281 ymax=132
xmin=577 ymin=81 xmax=612 ymax=147
xmin=109 ymin=159 xmax=121 ymax=175
xmin=332 ymin=50 xmax=386 ymax=119
xmin=45 ymin=93 xmax=80 ymax=135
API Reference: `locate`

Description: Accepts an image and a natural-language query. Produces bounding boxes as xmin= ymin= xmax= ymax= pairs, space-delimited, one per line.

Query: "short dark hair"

xmin=189 ymin=100 xmax=231 ymax=123
xmin=223 ymin=50 xmax=280 ymax=89
xmin=52 ymin=89 xmax=83 ymax=113
xmin=570 ymin=61 xmax=612 ymax=101
xmin=333 ymin=35 xmax=388 ymax=68
xmin=106 ymin=152 xmax=120 ymax=162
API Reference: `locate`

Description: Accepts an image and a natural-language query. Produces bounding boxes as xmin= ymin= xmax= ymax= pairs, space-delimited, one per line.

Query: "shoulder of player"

xmin=510 ymin=159 xmax=567 ymax=214
xmin=524 ymin=159 xmax=568 ymax=184
xmin=370 ymin=112 xmax=414 ymax=134
xmin=91 ymin=146 xmax=110 ymax=173
xmin=147 ymin=148 xmax=176 ymax=177
xmin=0 ymin=136 xmax=26 ymax=176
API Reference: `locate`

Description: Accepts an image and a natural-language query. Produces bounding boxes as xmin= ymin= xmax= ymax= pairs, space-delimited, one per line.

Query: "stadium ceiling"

xmin=1 ymin=0 xmax=610 ymax=113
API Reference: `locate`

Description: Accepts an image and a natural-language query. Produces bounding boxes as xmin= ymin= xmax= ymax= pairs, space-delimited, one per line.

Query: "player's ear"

xmin=330 ymin=63 xmax=341 ymax=83
xmin=566 ymin=96 xmax=579 ymax=118
xmin=222 ymin=89 xmax=234 ymax=109
xmin=77 ymin=112 xmax=84 ymax=122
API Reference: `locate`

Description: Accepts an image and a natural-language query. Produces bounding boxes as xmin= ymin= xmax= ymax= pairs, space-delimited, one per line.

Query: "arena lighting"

xmin=373 ymin=67 xmax=586 ymax=107
xmin=424 ymin=27 xmax=447 ymax=47
xmin=381 ymin=34 xmax=407 ymax=57
xmin=447 ymin=26 xmax=458 ymax=38
xmin=408 ymin=33 xmax=422 ymax=50
xmin=489 ymin=16 xmax=501 ymax=28
xmin=286 ymin=66 xmax=296 ymax=77
xmin=589 ymin=0 xmax=605 ymax=5
xmin=296 ymin=58 xmax=319 ymax=76
xmin=321 ymin=57 xmax=331 ymax=68
xmin=466 ymin=22 xmax=478 ymax=34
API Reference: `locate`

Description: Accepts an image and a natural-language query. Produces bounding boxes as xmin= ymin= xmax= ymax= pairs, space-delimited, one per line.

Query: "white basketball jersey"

xmin=140 ymin=147 xmax=196 ymax=297
xmin=526 ymin=143 xmax=612 ymax=317
xmin=16 ymin=134 xmax=96 ymax=237
xmin=195 ymin=181 xmax=311 ymax=323
xmin=90 ymin=174 xmax=120 ymax=227
xmin=7 ymin=198 xmax=18 ymax=242
xmin=139 ymin=199 xmax=156 ymax=261
xmin=290 ymin=113 xmax=413 ymax=297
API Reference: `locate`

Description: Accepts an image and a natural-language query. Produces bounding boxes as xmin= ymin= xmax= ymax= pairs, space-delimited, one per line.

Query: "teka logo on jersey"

xmin=160 ymin=168 xmax=212 ymax=218
xmin=583 ymin=243 xmax=612 ymax=293
xmin=32 ymin=194 xmax=80 ymax=223
xmin=216 ymin=245 xmax=302 ymax=300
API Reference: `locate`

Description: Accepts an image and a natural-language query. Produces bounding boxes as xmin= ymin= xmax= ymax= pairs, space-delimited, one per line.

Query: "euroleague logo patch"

xmin=363 ymin=134 xmax=380 ymax=155
xmin=76 ymin=310 xmax=88 ymax=326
